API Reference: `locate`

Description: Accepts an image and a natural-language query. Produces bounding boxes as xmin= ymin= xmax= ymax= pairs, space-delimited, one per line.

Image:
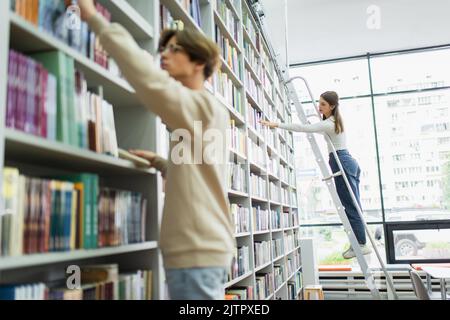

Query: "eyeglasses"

xmin=158 ymin=43 xmax=185 ymax=54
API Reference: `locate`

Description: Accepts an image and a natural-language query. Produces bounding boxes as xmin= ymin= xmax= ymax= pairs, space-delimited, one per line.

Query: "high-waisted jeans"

xmin=329 ymin=150 xmax=366 ymax=245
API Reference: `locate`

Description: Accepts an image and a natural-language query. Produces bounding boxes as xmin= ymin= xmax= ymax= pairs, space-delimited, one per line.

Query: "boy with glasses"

xmin=78 ymin=0 xmax=235 ymax=300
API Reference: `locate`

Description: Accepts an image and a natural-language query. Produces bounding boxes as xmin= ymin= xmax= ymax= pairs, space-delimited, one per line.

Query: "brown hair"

xmin=321 ymin=91 xmax=344 ymax=134
xmin=158 ymin=28 xmax=221 ymax=79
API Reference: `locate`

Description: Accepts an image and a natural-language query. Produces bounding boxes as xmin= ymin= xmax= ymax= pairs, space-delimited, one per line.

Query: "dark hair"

xmin=158 ymin=28 xmax=221 ymax=79
xmin=321 ymin=91 xmax=344 ymax=134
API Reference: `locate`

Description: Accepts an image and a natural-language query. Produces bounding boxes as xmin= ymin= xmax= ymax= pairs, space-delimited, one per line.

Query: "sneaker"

xmin=342 ymin=244 xmax=372 ymax=259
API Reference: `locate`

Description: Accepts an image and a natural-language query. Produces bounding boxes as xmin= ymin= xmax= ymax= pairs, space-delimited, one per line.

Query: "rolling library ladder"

xmin=284 ymin=76 xmax=399 ymax=300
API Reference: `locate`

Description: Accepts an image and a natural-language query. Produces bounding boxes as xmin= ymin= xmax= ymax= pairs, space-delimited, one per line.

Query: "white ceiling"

xmin=261 ymin=0 xmax=450 ymax=65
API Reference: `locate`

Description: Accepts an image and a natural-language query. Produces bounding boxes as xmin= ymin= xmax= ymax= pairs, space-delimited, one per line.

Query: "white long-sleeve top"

xmin=277 ymin=116 xmax=347 ymax=154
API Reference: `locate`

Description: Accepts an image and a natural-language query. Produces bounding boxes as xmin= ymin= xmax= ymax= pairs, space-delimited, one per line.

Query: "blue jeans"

xmin=329 ymin=150 xmax=366 ymax=245
xmin=165 ymin=267 xmax=228 ymax=300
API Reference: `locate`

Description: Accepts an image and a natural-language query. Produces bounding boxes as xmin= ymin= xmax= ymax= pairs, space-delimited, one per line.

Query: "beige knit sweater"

xmin=88 ymin=14 xmax=235 ymax=269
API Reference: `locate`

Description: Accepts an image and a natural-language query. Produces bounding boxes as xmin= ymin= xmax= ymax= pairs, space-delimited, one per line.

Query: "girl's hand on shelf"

xmin=259 ymin=120 xmax=278 ymax=129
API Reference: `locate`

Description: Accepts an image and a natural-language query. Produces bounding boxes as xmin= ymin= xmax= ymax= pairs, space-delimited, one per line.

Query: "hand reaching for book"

xmin=259 ymin=120 xmax=278 ymax=129
xmin=77 ymin=0 xmax=97 ymax=21
xmin=128 ymin=150 xmax=159 ymax=168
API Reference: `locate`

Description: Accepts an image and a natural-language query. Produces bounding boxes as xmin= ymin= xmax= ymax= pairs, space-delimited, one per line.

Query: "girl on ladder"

xmin=260 ymin=91 xmax=371 ymax=259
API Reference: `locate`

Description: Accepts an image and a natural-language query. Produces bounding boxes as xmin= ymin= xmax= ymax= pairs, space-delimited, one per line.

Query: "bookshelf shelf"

xmin=235 ymin=232 xmax=251 ymax=238
xmin=251 ymin=195 xmax=268 ymax=203
xmin=219 ymin=56 xmax=243 ymax=88
xmin=0 ymin=241 xmax=158 ymax=271
xmin=228 ymin=189 xmax=249 ymax=198
xmin=273 ymin=254 xmax=284 ymax=262
xmin=99 ymin=0 xmax=154 ymax=40
xmin=253 ymin=229 xmax=270 ymax=235
xmin=244 ymin=56 xmax=262 ymax=85
xmin=225 ymin=271 xmax=253 ymax=288
xmin=4 ymin=129 xmax=156 ymax=176
xmin=245 ymin=89 xmax=263 ymax=113
xmin=230 ymin=147 xmax=247 ymax=162
xmin=160 ymin=0 xmax=204 ymax=34
xmin=268 ymin=173 xmax=279 ymax=182
xmin=242 ymin=27 xmax=259 ymax=56
xmin=254 ymin=261 xmax=271 ymax=272
xmin=213 ymin=11 xmax=241 ymax=54
xmin=271 ymin=228 xmax=283 ymax=233
xmin=270 ymin=200 xmax=282 ymax=206
xmin=9 ymin=13 xmax=137 ymax=108
xmin=281 ymin=180 xmax=289 ymax=187
xmin=217 ymin=95 xmax=245 ymax=125
xmin=226 ymin=0 xmax=240 ymax=20
xmin=249 ymin=161 xmax=266 ymax=175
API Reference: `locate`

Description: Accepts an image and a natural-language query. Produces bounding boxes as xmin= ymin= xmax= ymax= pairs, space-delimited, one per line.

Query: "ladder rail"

xmin=285 ymin=76 xmax=398 ymax=299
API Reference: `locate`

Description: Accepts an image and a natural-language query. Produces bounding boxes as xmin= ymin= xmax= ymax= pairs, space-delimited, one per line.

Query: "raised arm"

xmin=260 ymin=119 xmax=335 ymax=134
xmin=79 ymin=0 xmax=212 ymax=132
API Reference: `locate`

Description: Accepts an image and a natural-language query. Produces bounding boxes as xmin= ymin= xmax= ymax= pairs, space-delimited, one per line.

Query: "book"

xmin=118 ymin=149 xmax=150 ymax=167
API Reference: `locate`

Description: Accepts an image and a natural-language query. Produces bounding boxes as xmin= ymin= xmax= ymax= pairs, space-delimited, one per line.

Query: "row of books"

xmin=216 ymin=25 xmax=241 ymax=79
xmin=255 ymin=272 xmax=274 ymax=300
xmin=1 ymin=168 xmax=146 ymax=256
xmin=225 ymin=286 xmax=253 ymax=300
xmin=98 ymin=188 xmax=147 ymax=248
xmin=243 ymin=40 xmax=262 ymax=79
xmin=229 ymin=245 xmax=250 ymax=281
xmin=291 ymin=190 xmax=298 ymax=207
xmin=272 ymin=238 xmax=283 ymax=258
xmin=12 ymin=0 xmax=115 ymax=72
xmin=247 ymin=103 xmax=265 ymax=136
xmin=294 ymin=229 xmax=301 ymax=248
xmin=242 ymin=7 xmax=258 ymax=48
xmin=252 ymin=206 xmax=269 ymax=232
xmin=230 ymin=203 xmax=249 ymax=234
xmin=261 ymin=46 xmax=274 ymax=78
xmin=250 ymin=173 xmax=267 ymax=199
xmin=245 ymin=68 xmax=262 ymax=104
xmin=284 ymin=233 xmax=295 ymax=253
xmin=266 ymin=101 xmax=276 ymax=123
xmin=275 ymin=94 xmax=285 ymax=119
xmin=280 ymin=141 xmax=288 ymax=162
xmin=248 ymin=139 xmax=266 ymax=168
xmin=280 ymin=164 xmax=289 ymax=183
xmin=271 ymin=209 xmax=281 ymax=230
xmin=293 ymin=211 xmax=300 ymax=228
xmin=7 ymin=50 xmax=118 ymax=156
xmin=229 ymin=120 xmax=246 ymax=155
xmin=287 ymin=272 xmax=302 ymax=300
xmin=215 ymin=69 xmax=243 ymax=116
xmin=228 ymin=163 xmax=246 ymax=193
xmin=261 ymin=69 xmax=273 ymax=99
xmin=267 ymin=129 xmax=277 ymax=149
xmin=286 ymin=250 xmax=301 ymax=276
xmin=281 ymin=212 xmax=292 ymax=228
xmin=0 ymin=264 xmax=152 ymax=300
xmin=177 ymin=0 xmax=202 ymax=27
xmin=285 ymin=212 xmax=300 ymax=228
xmin=273 ymin=263 xmax=285 ymax=290
xmin=214 ymin=0 xmax=239 ymax=44
xmin=254 ymin=240 xmax=271 ymax=267
xmin=268 ymin=157 xmax=279 ymax=177
xmin=269 ymin=181 xmax=280 ymax=203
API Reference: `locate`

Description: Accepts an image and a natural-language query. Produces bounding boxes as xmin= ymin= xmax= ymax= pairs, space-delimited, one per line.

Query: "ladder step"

xmin=322 ymin=171 xmax=342 ymax=181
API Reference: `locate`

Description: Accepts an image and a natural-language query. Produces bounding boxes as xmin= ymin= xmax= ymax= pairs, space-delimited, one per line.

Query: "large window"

xmin=290 ymin=46 xmax=450 ymax=265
